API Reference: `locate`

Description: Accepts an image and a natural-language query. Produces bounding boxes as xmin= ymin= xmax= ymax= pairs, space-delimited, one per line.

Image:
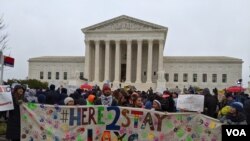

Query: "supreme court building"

xmin=28 ymin=15 xmax=243 ymax=91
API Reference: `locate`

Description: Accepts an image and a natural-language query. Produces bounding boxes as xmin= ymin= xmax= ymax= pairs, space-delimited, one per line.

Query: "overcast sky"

xmin=1 ymin=0 xmax=250 ymax=87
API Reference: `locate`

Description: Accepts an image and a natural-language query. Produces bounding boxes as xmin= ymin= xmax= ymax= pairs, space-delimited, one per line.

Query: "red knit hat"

xmin=103 ymin=84 xmax=111 ymax=92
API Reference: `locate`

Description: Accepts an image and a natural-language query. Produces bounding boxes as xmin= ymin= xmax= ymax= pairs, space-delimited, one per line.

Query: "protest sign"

xmin=176 ymin=94 xmax=204 ymax=112
xmin=20 ymin=103 xmax=221 ymax=141
xmin=0 ymin=85 xmax=14 ymax=111
xmin=66 ymin=85 xmax=79 ymax=95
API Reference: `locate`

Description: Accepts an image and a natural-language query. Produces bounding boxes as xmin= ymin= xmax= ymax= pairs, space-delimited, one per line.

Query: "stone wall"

xmin=29 ymin=61 xmax=85 ymax=87
xmin=163 ymin=62 xmax=242 ymax=90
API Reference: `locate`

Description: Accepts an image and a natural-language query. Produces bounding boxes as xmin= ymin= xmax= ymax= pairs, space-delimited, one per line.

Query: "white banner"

xmin=177 ymin=94 xmax=204 ymax=112
xmin=0 ymin=85 xmax=14 ymax=111
xmin=20 ymin=104 xmax=222 ymax=141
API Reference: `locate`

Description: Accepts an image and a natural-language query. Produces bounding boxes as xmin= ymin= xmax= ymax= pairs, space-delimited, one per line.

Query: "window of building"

xmin=64 ymin=72 xmax=67 ymax=80
xmin=222 ymin=74 xmax=227 ymax=83
xmin=165 ymin=73 xmax=169 ymax=82
xmin=48 ymin=72 xmax=51 ymax=80
xmin=174 ymin=73 xmax=178 ymax=82
xmin=144 ymin=71 xmax=146 ymax=76
xmin=80 ymin=72 xmax=84 ymax=80
xmin=193 ymin=73 xmax=197 ymax=82
xmin=183 ymin=73 xmax=188 ymax=82
xmin=40 ymin=71 xmax=43 ymax=80
xmin=56 ymin=72 xmax=59 ymax=80
xmin=154 ymin=72 xmax=156 ymax=76
xmin=212 ymin=74 xmax=217 ymax=83
xmin=202 ymin=74 xmax=207 ymax=82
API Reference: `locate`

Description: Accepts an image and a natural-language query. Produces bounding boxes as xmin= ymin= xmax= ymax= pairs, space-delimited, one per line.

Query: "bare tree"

xmin=0 ymin=16 xmax=8 ymax=51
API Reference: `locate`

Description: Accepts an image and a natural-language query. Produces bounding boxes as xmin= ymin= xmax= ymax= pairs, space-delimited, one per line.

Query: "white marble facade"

xmin=28 ymin=56 xmax=85 ymax=86
xmin=82 ymin=15 xmax=167 ymax=91
xmin=28 ymin=15 xmax=243 ymax=91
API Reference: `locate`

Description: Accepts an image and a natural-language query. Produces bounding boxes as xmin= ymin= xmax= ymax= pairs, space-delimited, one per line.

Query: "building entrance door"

xmin=121 ymin=64 xmax=126 ymax=82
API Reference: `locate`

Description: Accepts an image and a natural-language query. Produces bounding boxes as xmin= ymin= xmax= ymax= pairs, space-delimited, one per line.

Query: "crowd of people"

xmin=0 ymin=83 xmax=250 ymax=141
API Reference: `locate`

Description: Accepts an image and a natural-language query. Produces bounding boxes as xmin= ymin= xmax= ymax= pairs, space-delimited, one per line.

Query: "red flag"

xmin=4 ymin=56 xmax=15 ymax=67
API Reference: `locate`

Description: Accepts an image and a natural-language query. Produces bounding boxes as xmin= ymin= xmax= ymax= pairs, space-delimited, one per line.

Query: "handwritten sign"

xmin=66 ymin=85 xmax=79 ymax=95
xmin=20 ymin=103 xmax=221 ymax=141
xmin=177 ymin=94 xmax=204 ymax=112
xmin=0 ymin=85 xmax=14 ymax=111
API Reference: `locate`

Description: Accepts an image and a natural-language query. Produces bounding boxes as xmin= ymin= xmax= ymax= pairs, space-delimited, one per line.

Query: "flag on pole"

xmin=4 ymin=56 xmax=15 ymax=67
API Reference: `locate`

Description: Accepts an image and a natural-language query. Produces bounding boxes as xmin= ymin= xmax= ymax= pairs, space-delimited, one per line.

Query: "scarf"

xmin=101 ymin=95 xmax=113 ymax=106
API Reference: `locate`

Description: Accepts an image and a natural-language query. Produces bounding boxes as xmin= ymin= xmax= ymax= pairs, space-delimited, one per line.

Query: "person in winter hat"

xmin=152 ymin=100 xmax=162 ymax=111
xmin=64 ymin=97 xmax=75 ymax=105
xmin=94 ymin=84 xmax=118 ymax=106
xmin=217 ymin=106 xmax=231 ymax=119
xmin=230 ymin=102 xmax=244 ymax=112
xmin=219 ymin=102 xmax=247 ymax=125
xmin=6 ymin=85 xmax=25 ymax=141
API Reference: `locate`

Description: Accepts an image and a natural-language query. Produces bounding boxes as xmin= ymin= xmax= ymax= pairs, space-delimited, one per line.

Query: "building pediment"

xmin=82 ymin=15 xmax=167 ymax=33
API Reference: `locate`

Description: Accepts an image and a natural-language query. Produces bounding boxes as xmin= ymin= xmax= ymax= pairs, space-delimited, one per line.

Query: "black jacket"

xmin=6 ymin=95 xmax=21 ymax=140
xmin=204 ymin=94 xmax=218 ymax=118
xmin=46 ymin=90 xmax=60 ymax=104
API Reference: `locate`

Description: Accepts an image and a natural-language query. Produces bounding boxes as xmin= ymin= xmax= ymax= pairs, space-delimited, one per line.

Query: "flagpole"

xmin=0 ymin=50 xmax=4 ymax=85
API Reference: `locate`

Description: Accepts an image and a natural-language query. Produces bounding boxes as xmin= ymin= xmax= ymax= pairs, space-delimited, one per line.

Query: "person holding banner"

xmin=6 ymin=85 xmax=25 ymax=141
xmin=152 ymin=99 xmax=162 ymax=111
xmin=64 ymin=97 xmax=75 ymax=106
xmin=131 ymin=93 xmax=143 ymax=108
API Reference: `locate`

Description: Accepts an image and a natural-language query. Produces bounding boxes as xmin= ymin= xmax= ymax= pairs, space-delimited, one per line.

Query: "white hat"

xmin=64 ymin=97 xmax=74 ymax=105
xmin=153 ymin=99 xmax=162 ymax=109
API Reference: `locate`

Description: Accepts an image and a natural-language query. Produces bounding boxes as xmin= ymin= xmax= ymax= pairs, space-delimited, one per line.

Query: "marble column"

xmin=158 ymin=40 xmax=164 ymax=71
xmin=125 ymin=40 xmax=132 ymax=83
xmin=156 ymin=39 xmax=166 ymax=92
xmin=104 ymin=40 xmax=110 ymax=82
xmin=146 ymin=40 xmax=153 ymax=83
xmin=114 ymin=40 xmax=120 ymax=82
xmin=84 ymin=40 xmax=90 ymax=81
xmin=94 ymin=40 xmax=100 ymax=82
xmin=135 ymin=40 xmax=142 ymax=83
